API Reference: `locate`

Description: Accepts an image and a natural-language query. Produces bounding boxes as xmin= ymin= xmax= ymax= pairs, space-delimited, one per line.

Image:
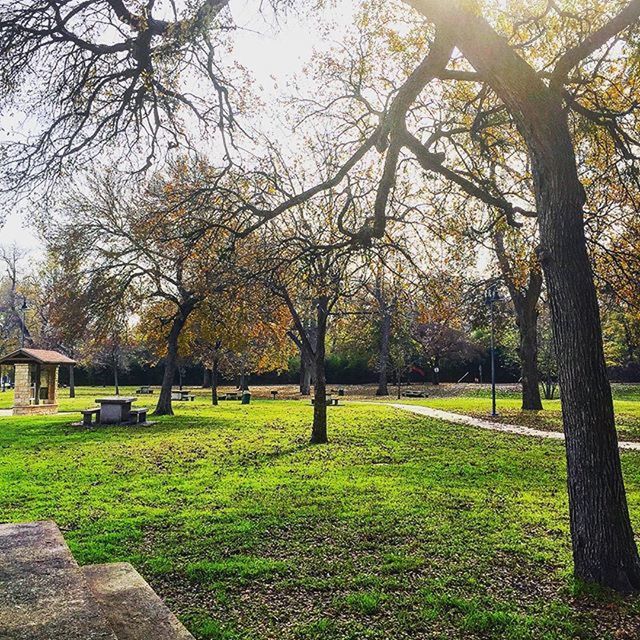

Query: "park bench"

xmin=311 ymin=395 xmax=339 ymax=406
xmin=330 ymin=387 xmax=346 ymax=396
xmin=81 ymin=408 xmax=100 ymax=426
xmin=136 ymin=386 xmax=154 ymax=394
xmin=220 ymin=391 xmax=241 ymax=400
xmin=129 ymin=408 xmax=148 ymax=424
xmin=402 ymin=390 xmax=428 ymax=398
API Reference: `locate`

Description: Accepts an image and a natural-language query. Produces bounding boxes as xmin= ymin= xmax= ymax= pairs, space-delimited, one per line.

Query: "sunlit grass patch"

xmin=1 ymin=391 xmax=639 ymax=638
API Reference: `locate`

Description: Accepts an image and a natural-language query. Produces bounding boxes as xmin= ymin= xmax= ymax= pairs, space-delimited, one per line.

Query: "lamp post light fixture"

xmin=484 ymin=284 xmax=503 ymax=417
xmin=20 ymin=297 xmax=27 ymax=348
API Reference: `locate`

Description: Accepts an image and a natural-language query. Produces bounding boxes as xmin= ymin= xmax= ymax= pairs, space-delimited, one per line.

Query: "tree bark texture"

xmin=69 ymin=364 xmax=75 ymax=398
xmin=517 ymin=299 xmax=543 ymax=411
xmin=402 ymin=1 xmax=640 ymax=589
xmin=300 ymin=354 xmax=312 ymax=395
xmin=376 ymin=310 xmax=391 ymax=396
xmin=311 ymin=297 xmax=329 ymax=444
xmin=450 ymin=8 xmax=640 ymax=589
xmin=494 ymin=234 xmax=543 ymax=411
xmin=155 ymin=306 xmax=192 ymax=416
xmin=211 ymin=359 xmax=219 ymax=406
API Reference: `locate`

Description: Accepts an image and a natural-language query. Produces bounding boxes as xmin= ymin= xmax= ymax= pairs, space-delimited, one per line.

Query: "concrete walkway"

xmin=389 ymin=403 xmax=640 ymax=452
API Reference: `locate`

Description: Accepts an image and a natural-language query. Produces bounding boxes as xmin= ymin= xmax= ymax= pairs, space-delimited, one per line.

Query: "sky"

xmin=0 ymin=0 xmax=356 ymax=255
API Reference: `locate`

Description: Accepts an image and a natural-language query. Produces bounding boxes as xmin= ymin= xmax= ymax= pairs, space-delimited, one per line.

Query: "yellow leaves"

xmin=459 ymin=0 xmax=482 ymax=16
xmin=182 ymin=282 xmax=295 ymax=375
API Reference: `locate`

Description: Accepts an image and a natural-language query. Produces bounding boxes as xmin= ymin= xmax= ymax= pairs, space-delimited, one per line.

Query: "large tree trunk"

xmin=521 ymin=87 xmax=639 ymax=590
xmin=399 ymin=3 xmax=640 ymax=590
xmin=539 ymin=171 xmax=640 ymax=590
xmin=155 ymin=308 xmax=191 ymax=416
xmin=519 ymin=88 xmax=640 ymax=591
xmin=376 ymin=310 xmax=391 ymax=396
xmin=438 ymin=8 xmax=640 ymax=590
xmin=517 ymin=302 xmax=543 ymax=411
xmin=311 ymin=298 xmax=329 ymax=444
xmin=68 ymin=364 xmax=75 ymax=398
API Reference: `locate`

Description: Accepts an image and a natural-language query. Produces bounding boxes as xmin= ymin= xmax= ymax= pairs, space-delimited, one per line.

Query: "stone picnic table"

xmin=95 ymin=397 xmax=137 ymax=424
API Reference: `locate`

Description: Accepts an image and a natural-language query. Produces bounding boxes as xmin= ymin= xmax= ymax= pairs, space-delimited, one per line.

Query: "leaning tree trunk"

xmin=68 ymin=364 xmax=75 ymax=398
xmin=517 ymin=102 xmax=640 ymax=588
xmin=376 ymin=310 xmax=391 ymax=396
xmin=311 ymin=298 xmax=329 ymax=444
xmin=539 ymin=172 xmax=640 ymax=590
xmin=434 ymin=12 xmax=640 ymax=590
xmin=155 ymin=309 xmax=191 ymax=416
xmin=516 ymin=303 xmax=543 ymax=411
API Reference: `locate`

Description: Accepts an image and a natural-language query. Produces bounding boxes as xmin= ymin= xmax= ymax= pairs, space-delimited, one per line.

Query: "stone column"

xmin=47 ymin=366 xmax=58 ymax=406
xmin=13 ymin=364 xmax=31 ymax=408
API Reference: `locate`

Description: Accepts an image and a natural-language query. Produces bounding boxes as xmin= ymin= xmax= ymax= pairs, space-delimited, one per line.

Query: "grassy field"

xmin=1 ymin=387 xmax=640 ymax=638
xmin=387 ymin=385 xmax=640 ymax=442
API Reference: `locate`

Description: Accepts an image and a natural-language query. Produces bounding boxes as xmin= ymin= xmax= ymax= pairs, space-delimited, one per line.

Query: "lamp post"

xmin=20 ymin=297 xmax=27 ymax=348
xmin=484 ymin=284 xmax=502 ymax=417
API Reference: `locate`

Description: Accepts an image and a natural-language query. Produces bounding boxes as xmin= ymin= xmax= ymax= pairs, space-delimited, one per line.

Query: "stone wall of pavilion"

xmin=13 ymin=363 xmax=31 ymax=407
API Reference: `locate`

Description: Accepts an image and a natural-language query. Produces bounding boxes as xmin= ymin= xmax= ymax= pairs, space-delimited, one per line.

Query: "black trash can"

xmin=242 ymin=391 xmax=251 ymax=405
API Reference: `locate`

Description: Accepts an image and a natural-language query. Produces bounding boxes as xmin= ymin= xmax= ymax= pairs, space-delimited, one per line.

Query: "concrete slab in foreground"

xmin=0 ymin=521 xmax=194 ymax=639
xmin=0 ymin=521 xmax=117 ymax=640
xmin=82 ymin=563 xmax=195 ymax=640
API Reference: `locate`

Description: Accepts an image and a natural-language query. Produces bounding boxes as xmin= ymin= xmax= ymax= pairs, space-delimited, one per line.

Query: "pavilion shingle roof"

xmin=0 ymin=348 xmax=76 ymax=366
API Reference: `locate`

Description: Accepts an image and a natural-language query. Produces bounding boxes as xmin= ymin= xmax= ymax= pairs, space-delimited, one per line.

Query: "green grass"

xmin=0 ymin=384 xmax=186 ymax=411
xmin=1 ymin=390 xmax=640 ymax=638
xmin=429 ymin=384 xmax=640 ymax=402
xmin=389 ymin=390 xmax=640 ymax=441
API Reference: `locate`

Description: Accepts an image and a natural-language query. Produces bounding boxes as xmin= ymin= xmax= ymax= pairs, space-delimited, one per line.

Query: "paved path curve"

xmin=389 ymin=403 xmax=640 ymax=452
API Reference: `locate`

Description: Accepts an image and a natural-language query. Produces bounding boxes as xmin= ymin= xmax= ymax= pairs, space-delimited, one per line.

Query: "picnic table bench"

xmin=330 ymin=388 xmax=346 ymax=396
xmin=220 ymin=391 xmax=241 ymax=400
xmin=129 ymin=407 xmax=148 ymax=424
xmin=81 ymin=408 xmax=100 ymax=426
xmin=311 ymin=395 xmax=340 ymax=406
xmin=270 ymin=390 xmax=278 ymax=399
xmin=79 ymin=396 xmax=149 ymax=426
